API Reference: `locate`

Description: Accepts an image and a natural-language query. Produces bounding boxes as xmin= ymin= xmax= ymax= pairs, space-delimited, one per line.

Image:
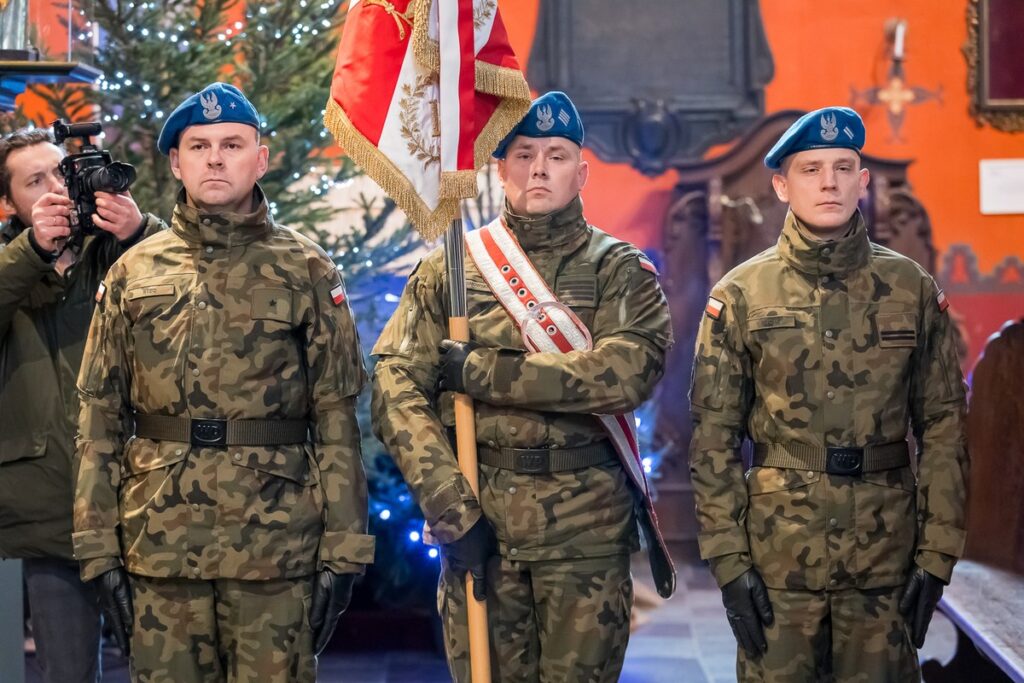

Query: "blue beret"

xmin=764 ymin=106 xmax=866 ymax=170
xmin=493 ymin=91 xmax=584 ymax=159
xmin=157 ymin=82 xmax=261 ymax=155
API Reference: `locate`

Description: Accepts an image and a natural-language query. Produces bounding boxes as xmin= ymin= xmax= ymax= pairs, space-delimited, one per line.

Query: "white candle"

xmin=894 ymin=20 xmax=906 ymax=59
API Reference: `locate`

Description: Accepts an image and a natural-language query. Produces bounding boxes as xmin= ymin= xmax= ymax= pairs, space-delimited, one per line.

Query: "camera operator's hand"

xmin=30 ymin=193 xmax=72 ymax=252
xmin=93 ymin=191 xmax=144 ymax=241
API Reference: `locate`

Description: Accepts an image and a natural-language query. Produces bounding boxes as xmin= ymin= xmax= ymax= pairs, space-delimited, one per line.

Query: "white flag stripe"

xmin=375 ymin=36 xmax=442 ymax=211
xmin=438 ymin=0 xmax=461 ymax=175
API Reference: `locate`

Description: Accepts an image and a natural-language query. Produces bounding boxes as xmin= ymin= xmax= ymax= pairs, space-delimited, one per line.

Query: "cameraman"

xmin=0 ymin=127 xmax=163 ymax=683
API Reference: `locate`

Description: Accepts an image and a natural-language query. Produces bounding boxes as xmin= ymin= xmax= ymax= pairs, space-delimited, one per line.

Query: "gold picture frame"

xmin=965 ymin=0 xmax=1024 ymax=132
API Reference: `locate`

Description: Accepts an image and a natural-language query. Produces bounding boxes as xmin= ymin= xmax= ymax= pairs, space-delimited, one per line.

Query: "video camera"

xmin=52 ymin=119 xmax=136 ymax=237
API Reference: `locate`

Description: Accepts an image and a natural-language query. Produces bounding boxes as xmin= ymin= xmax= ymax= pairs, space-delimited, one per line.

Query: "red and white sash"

xmin=465 ymin=217 xmax=676 ymax=597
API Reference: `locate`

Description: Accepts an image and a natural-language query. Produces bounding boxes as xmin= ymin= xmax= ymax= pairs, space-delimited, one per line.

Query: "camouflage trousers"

xmin=128 ymin=574 xmax=315 ymax=683
xmin=736 ymin=586 xmax=920 ymax=683
xmin=439 ymin=554 xmax=633 ymax=683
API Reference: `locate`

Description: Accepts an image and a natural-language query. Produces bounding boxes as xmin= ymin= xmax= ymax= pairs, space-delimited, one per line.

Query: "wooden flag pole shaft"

xmin=445 ymin=220 xmax=492 ymax=683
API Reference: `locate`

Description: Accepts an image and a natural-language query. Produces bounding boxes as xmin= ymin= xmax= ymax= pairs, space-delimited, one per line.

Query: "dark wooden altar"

xmin=651 ymin=110 xmax=939 ymax=561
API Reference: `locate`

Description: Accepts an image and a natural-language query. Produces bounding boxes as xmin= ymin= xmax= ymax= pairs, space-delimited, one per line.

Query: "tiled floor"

xmin=25 ymin=560 xmax=958 ymax=682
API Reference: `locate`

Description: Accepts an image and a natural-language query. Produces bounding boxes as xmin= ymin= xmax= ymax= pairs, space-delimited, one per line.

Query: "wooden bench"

xmin=922 ymin=560 xmax=1024 ymax=682
xmin=923 ymin=320 xmax=1024 ymax=683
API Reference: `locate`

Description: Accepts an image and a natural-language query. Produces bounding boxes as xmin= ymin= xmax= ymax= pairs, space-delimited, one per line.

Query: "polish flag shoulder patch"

xmin=95 ymin=282 xmax=106 ymax=303
xmin=330 ymin=282 xmax=346 ymax=306
xmin=705 ymin=296 xmax=725 ymax=320
xmin=638 ymin=255 xmax=659 ymax=276
xmin=937 ymin=290 xmax=949 ymax=313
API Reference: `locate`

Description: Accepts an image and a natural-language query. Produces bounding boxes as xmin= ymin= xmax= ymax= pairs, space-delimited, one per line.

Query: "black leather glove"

xmin=96 ymin=567 xmax=133 ymax=657
xmin=721 ymin=568 xmax=774 ymax=658
xmin=898 ymin=566 xmax=945 ymax=648
xmin=309 ymin=569 xmax=356 ymax=655
xmin=438 ymin=339 xmax=480 ymax=394
xmin=442 ymin=517 xmax=497 ymax=602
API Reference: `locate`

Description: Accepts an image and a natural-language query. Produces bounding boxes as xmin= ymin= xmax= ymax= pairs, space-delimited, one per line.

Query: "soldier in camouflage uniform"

xmin=74 ymin=83 xmax=374 ymax=682
xmin=689 ymin=106 xmax=968 ymax=682
xmin=372 ymin=91 xmax=673 ymax=682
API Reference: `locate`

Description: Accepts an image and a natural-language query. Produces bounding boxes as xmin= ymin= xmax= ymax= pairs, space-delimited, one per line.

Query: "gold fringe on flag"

xmin=474 ymin=96 xmax=529 ymax=167
xmin=476 ymin=62 xmax=531 ymax=101
xmin=440 ymin=169 xmax=479 ymax=201
xmin=412 ymin=0 xmax=438 ymax=73
xmin=324 ymin=98 xmax=459 ymax=241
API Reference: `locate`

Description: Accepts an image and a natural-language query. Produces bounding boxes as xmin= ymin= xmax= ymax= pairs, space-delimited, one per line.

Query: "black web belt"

xmin=478 ymin=441 xmax=617 ymax=474
xmin=752 ymin=441 xmax=910 ymax=477
xmin=134 ymin=414 xmax=309 ymax=447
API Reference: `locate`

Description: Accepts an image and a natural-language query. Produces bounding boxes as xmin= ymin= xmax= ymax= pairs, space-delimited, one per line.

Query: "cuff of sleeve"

xmin=72 ymin=528 xmax=121 ymax=561
xmin=708 ymin=553 xmax=753 ymax=588
xmin=698 ymin=527 xmax=752 ymax=587
xmin=73 ymin=527 xmax=123 ymax=582
xmin=24 ymin=228 xmax=57 ymax=263
xmin=464 ymin=347 xmax=523 ymax=403
xmin=915 ymin=550 xmax=956 ymax=584
xmin=79 ymin=556 xmax=124 ymax=583
xmin=917 ymin=522 xmax=967 ymax=559
xmin=462 ymin=348 xmax=493 ymax=401
xmin=318 ymin=531 xmax=375 ymax=567
xmin=421 ymin=476 xmax=482 ymax=545
xmin=118 ymin=214 xmax=149 ymax=246
xmin=698 ymin=526 xmax=750 ymax=559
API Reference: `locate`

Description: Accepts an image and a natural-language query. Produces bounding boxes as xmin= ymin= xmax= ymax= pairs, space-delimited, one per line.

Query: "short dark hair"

xmin=0 ymin=128 xmax=56 ymax=199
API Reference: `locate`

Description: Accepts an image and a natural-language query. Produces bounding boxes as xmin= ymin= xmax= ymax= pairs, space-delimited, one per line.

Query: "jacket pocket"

xmin=853 ymin=467 xmax=917 ymax=583
xmin=119 ymin=440 xmax=191 ymax=538
xmin=251 ymin=287 xmax=294 ymax=325
xmin=746 ymin=307 xmax=817 ymax=391
xmin=0 ymin=432 xmax=47 ymax=465
xmin=745 ymin=467 xmax=825 ymax=589
xmin=231 ymin=444 xmax=313 ymax=487
xmin=747 ymin=314 xmax=797 ymax=332
xmin=125 ymin=282 xmax=181 ymax=324
xmin=875 ymin=312 xmax=918 ymax=348
xmin=124 ymin=439 xmax=190 ymax=477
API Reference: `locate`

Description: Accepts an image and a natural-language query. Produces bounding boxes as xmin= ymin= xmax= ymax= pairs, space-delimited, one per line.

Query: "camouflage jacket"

xmin=0 ymin=215 xmax=162 ymax=560
xmin=372 ymin=198 xmax=673 ymax=561
xmin=689 ymin=210 xmax=968 ymax=591
xmin=73 ymin=188 xmax=374 ymax=582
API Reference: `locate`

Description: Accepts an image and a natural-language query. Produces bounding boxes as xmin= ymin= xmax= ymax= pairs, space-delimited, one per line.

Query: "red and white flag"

xmin=325 ymin=0 xmax=530 ymax=239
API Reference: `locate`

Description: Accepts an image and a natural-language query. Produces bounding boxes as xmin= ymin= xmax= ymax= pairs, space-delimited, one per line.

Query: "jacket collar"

xmin=0 ymin=216 xmax=27 ymax=244
xmin=777 ymin=209 xmax=870 ymax=276
xmin=502 ymin=195 xmax=589 ymax=252
xmin=171 ymin=185 xmax=272 ymax=248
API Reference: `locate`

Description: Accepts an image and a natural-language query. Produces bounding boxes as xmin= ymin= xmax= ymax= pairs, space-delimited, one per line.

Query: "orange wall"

xmin=19 ymin=0 xmax=1024 ymax=274
xmin=501 ymin=1 xmax=1024 ymax=275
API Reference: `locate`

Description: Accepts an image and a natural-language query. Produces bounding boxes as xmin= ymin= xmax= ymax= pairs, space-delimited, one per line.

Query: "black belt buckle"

xmin=826 ymin=447 xmax=863 ymax=477
xmin=191 ymin=418 xmax=227 ymax=447
xmin=513 ymin=450 xmax=550 ymax=474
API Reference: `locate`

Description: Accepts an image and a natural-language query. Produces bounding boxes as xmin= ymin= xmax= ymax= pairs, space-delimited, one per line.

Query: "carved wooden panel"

xmin=527 ymin=0 xmax=774 ymax=173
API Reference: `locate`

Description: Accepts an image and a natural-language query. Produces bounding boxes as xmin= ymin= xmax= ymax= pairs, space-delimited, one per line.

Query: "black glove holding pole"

xmin=442 ymin=517 xmax=497 ymax=602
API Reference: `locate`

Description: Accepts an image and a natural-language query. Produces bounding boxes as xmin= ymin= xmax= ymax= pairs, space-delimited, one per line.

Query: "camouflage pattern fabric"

xmin=129 ymin=574 xmax=315 ymax=683
xmin=736 ymin=587 xmax=919 ymax=683
xmin=439 ymin=554 xmax=633 ymax=683
xmin=372 ymin=196 xmax=673 ymax=678
xmin=74 ymin=186 xmax=374 ymax=584
xmin=689 ymin=209 xmax=968 ymax=676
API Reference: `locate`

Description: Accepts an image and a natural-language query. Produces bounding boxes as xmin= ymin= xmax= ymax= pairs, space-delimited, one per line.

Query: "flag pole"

xmin=444 ymin=215 xmax=492 ymax=683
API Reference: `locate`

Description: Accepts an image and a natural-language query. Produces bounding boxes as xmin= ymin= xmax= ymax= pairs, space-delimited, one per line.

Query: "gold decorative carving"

xmin=964 ymin=0 xmax=1024 ymax=132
